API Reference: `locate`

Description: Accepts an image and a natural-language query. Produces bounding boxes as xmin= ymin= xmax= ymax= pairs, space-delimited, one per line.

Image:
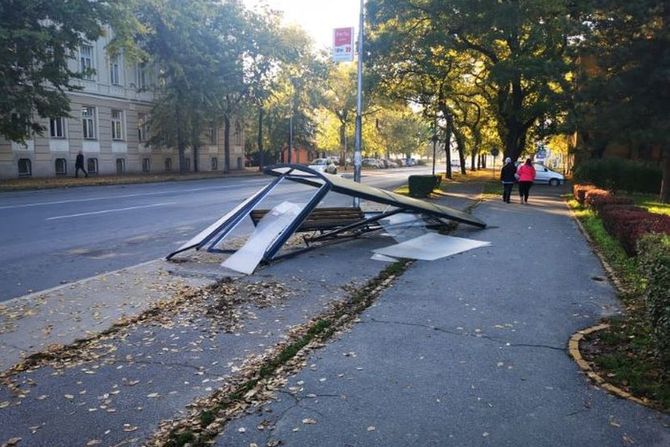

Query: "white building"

xmin=0 ymin=32 xmax=245 ymax=179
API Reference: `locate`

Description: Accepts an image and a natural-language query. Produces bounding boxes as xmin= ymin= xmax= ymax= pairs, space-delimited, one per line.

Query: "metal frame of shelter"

xmin=166 ymin=164 xmax=486 ymax=265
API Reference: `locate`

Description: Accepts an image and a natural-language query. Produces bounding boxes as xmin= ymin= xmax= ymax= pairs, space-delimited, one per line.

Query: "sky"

xmin=243 ymin=0 xmax=362 ymax=51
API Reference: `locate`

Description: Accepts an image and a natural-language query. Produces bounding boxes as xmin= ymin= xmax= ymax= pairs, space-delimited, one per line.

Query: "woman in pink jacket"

xmin=516 ymin=158 xmax=536 ymax=203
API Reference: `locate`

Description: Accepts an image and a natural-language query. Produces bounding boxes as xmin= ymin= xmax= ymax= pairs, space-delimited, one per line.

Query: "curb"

xmin=565 ymin=198 xmax=653 ymax=410
xmin=568 ymin=324 xmax=650 ymax=408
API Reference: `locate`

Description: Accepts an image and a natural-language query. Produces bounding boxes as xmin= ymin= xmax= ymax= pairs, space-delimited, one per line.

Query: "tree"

xmin=0 ymin=0 xmax=134 ymax=142
xmin=574 ymin=0 xmax=670 ymax=202
xmin=367 ymin=0 xmax=576 ymax=162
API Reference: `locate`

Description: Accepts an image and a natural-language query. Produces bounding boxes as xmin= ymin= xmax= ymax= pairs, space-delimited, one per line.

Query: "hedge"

xmin=583 ymin=188 xmax=634 ymax=213
xmin=637 ymin=234 xmax=670 ymax=369
xmin=573 ymin=184 xmax=670 ymax=255
xmin=409 ymin=175 xmax=442 ymax=198
xmin=573 ymin=158 xmax=662 ymax=194
xmin=573 ymin=184 xmax=596 ymax=205
xmin=598 ymin=205 xmax=670 ymax=255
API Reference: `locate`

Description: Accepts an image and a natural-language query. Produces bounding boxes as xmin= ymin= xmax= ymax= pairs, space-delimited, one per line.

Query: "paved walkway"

xmin=0 ymin=182 xmax=668 ymax=446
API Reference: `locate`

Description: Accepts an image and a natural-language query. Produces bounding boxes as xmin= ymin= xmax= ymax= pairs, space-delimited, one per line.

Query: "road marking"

xmin=46 ymin=202 xmax=177 ymax=220
xmin=0 ymin=181 xmax=267 ymax=210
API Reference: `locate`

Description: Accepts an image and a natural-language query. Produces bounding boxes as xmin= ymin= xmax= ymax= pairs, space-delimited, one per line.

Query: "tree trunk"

xmin=258 ymin=107 xmax=264 ymax=171
xmin=223 ymin=115 xmax=231 ymax=173
xmin=661 ymin=147 xmax=670 ymax=203
xmin=453 ymin=126 xmax=467 ymax=175
xmin=444 ymin=119 xmax=452 ymax=179
xmin=470 ymin=151 xmax=476 ymax=171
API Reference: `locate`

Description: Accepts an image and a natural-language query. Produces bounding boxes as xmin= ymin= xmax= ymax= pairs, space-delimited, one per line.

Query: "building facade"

xmin=0 ymin=32 xmax=244 ymax=179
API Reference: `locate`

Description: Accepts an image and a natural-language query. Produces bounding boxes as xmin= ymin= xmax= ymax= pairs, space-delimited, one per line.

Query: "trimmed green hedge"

xmin=637 ymin=234 xmax=670 ymax=369
xmin=573 ymin=158 xmax=661 ymax=194
xmin=408 ymin=175 xmax=441 ymax=198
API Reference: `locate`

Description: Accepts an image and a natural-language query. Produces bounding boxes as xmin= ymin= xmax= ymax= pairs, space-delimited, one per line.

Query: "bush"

xmin=599 ymin=205 xmax=670 ymax=255
xmin=573 ymin=158 xmax=662 ymax=194
xmin=573 ymin=183 xmax=596 ymax=205
xmin=408 ymin=175 xmax=441 ymax=197
xmin=637 ymin=234 xmax=670 ymax=369
xmin=583 ymin=188 xmax=634 ymax=213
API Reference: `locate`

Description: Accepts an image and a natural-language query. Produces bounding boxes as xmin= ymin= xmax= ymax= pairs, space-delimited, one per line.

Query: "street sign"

xmin=333 ymin=27 xmax=354 ymax=62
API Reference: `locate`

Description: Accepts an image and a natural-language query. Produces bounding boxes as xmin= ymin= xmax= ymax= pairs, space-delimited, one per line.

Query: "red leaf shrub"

xmin=584 ymin=188 xmax=633 ymax=213
xmin=599 ymin=205 xmax=670 ymax=255
xmin=573 ymin=184 xmax=597 ymax=204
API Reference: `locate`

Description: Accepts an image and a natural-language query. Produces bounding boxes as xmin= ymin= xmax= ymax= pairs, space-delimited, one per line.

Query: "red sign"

xmin=333 ymin=27 xmax=354 ymax=62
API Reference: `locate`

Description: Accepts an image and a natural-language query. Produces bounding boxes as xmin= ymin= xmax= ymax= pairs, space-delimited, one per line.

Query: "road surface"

xmin=0 ymin=167 xmax=429 ymax=302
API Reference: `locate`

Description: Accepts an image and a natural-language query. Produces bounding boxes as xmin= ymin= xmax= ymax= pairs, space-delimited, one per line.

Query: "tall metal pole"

xmin=288 ymin=114 xmax=293 ymax=164
xmin=353 ymin=0 xmax=364 ymax=207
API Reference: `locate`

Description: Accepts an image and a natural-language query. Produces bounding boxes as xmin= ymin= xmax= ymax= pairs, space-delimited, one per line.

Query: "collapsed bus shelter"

xmin=166 ymin=164 xmax=487 ymax=274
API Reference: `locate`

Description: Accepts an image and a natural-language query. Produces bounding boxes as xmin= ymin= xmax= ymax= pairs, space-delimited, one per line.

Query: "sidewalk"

xmin=0 ymin=182 xmax=668 ymax=446
xmin=213 ymin=186 xmax=670 ymax=446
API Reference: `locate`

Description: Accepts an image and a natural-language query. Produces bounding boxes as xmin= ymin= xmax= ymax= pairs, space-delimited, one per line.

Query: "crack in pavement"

xmin=367 ymin=318 xmax=565 ymax=352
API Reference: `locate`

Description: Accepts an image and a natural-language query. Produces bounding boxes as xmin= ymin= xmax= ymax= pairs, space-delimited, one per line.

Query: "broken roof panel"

xmin=265 ymin=165 xmax=486 ymax=229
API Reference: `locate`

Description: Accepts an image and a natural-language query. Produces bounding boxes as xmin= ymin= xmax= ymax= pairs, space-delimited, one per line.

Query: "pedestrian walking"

xmin=75 ymin=151 xmax=88 ymax=178
xmin=516 ymin=158 xmax=536 ymax=203
xmin=500 ymin=157 xmax=516 ymax=203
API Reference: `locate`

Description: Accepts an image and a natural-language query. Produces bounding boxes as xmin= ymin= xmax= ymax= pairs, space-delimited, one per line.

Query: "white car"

xmin=533 ymin=163 xmax=564 ymax=186
xmin=308 ymin=158 xmax=337 ymax=174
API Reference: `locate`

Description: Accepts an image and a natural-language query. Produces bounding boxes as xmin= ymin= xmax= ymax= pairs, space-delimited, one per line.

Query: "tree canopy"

xmin=0 ymin=0 xmax=135 ymax=142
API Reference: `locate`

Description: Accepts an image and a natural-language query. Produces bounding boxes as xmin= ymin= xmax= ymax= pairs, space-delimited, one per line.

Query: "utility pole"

xmin=353 ymin=0 xmax=364 ymax=207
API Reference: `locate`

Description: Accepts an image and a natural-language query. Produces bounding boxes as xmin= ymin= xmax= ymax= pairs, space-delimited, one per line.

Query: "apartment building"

xmin=0 ymin=32 xmax=244 ymax=179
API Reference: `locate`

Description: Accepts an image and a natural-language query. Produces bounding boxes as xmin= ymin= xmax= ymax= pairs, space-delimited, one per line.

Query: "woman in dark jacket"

xmin=500 ymin=157 xmax=516 ymax=203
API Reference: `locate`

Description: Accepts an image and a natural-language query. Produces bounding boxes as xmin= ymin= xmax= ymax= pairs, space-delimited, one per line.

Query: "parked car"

xmin=383 ymin=159 xmax=398 ymax=168
xmin=532 ymin=163 xmax=564 ymax=186
xmin=362 ymin=158 xmax=382 ymax=168
xmin=406 ymin=158 xmax=417 ymax=166
xmin=308 ymin=158 xmax=338 ymax=174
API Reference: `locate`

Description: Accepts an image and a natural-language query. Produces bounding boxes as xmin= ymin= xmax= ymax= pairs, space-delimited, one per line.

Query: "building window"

xmin=110 ymin=54 xmax=121 ymax=85
xmin=87 ymin=158 xmax=98 ymax=174
xmin=142 ymin=158 xmax=151 ymax=173
xmin=116 ymin=158 xmax=125 ymax=175
xmin=165 ymin=158 xmax=172 ymax=171
xmin=211 ymin=157 xmax=218 ymax=171
xmin=111 ymin=109 xmax=124 ymax=140
xmin=49 ymin=117 xmax=66 ymax=139
xmin=233 ymin=121 xmax=242 ymax=145
xmin=81 ymin=106 xmax=96 ymax=139
xmin=55 ymin=158 xmax=67 ymax=176
xmin=136 ymin=62 xmax=147 ymax=89
xmin=80 ymin=44 xmax=94 ymax=79
xmin=18 ymin=159 xmax=32 ymax=177
xmin=183 ymin=158 xmax=191 ymax=171
xmin=137 ymin=113 xmax=149 ymax=142
xmin=207 ymin=123 xmax=217 ymax=145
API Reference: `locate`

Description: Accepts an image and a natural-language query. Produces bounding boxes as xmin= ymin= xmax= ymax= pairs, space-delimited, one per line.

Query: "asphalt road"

xmin=0 ymin=167 xmax=429 ymax=302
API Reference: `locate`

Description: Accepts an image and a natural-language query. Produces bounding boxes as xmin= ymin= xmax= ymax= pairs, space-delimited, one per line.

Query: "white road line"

xmin=46 ymin=202 xmax=177 ymax=220
xmin=0 ymin=181 xmax=267 ymax=210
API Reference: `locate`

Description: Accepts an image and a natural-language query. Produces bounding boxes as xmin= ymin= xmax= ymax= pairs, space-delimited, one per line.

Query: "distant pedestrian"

xmin=500 ymin=157 xmax=516 ymax=203
xmin=516 ymin=158 xmax=536 ymax=203
xmin=75 ymin=151 xmax=88 ymax=178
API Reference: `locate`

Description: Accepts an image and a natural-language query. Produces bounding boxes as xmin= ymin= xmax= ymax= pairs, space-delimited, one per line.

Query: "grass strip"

xmin=567 ymin=198 xmax=669 ymax=411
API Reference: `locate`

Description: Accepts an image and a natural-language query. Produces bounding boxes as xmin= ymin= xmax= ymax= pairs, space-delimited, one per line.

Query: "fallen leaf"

xmin=3 ymin=437 xmax=22 ymax=446
xmin=367 ymin=426 xmax=376 ymax=431
xmin=146 ymin=393 xmax=159 ymax=398
xmin=64 ymin=394 xmax=74 ymax=400
xmin=86 ymin=441 xmax=102 ymax=446
xmin=302 ymin=418 xmax=317 ymax=425
xmin=0 ymin=401 xmax=10 ymax=409
xmin=238 ymin=427 xmax=246 ymax=433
